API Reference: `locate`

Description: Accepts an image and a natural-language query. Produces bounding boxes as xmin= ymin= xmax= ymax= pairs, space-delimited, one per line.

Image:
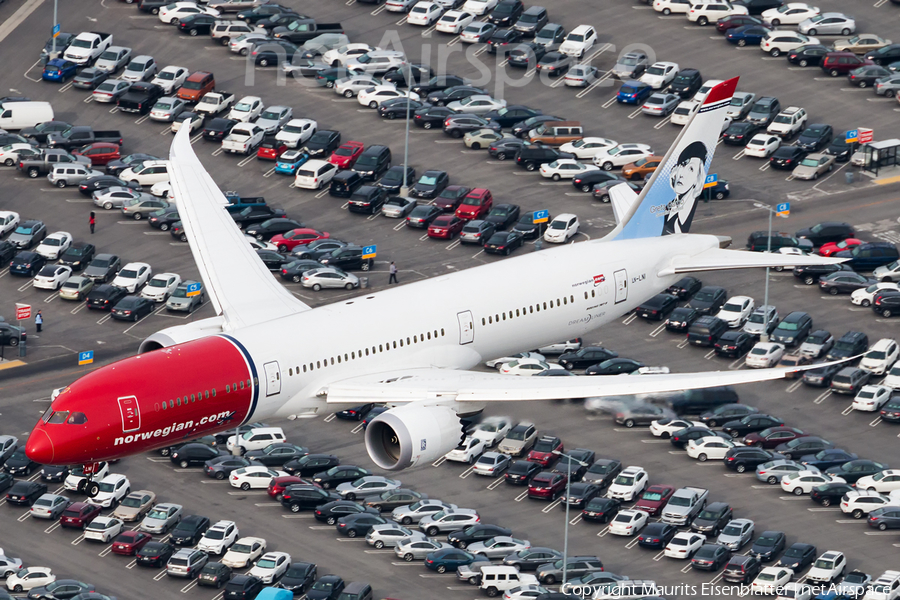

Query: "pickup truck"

xmin=195 ymin=92 xmax=236 ymax=116
xmin=222 ymin=123 xmax=264 ymax=155
xmin=63 ymin=32 xmax=113 ymax=66
xmin=272 ymin=19 xmax=343 ymax=45
xmin=660 ymin=486 xmax=708 ymax=526
xmin=47 ymin=126 xmax=123 ymax=150
xmin=17 ymin=149 xmax=90 ymax=178
xmin=225 ymin=192 xmax=266 ymax=213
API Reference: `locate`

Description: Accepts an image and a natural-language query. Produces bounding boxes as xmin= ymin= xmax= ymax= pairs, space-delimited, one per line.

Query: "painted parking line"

xmin=135 ymin=115 xmax=150 ymax=125
xmin=601 ymin=96 xmax=618 ymax=109
xmin=681 ymin=563 xmax=693 ymax=573
xmin=237 ymin=155 xmax=256 ymax=167
xmin=316 ymin=189 xmax=329 ymax=199
xmin=422 ymin=24 xmax=437 ymax=36
xmin=870 ymin=416 xmax=882 ymax=427
xmin=308 ymin=525 xmax=334 ymax=530
xmin=281 ymin=514 xmax=314 ymax=519
xmin=813 ymin=390 xmax=832 ymax=404
xmin=395 ymin=15 xmax=407 ymax=25
xmin=71 ymin=534 xmax=86 ymax=545
xmin=625 ymin=537 xmax=641 ymax=549
xmin=569 ymin=515 xmax=582 ymax=526
xmin=541 ymin=499 xmax=562 ymax=513
xmin=350 ymin=423 xmax=364 ymax=434
xmin=597 ymin=526 xmax=610 ymax=538
xmin=515 ymin=491 xmax=528 ymax=502
xmin=703 ymin=349 xmax=716 ymax=359
xmin=486 ymin=477 xmax=504 ymax=490
xmin=323 ymin=413 xmax=336 ymax=423
xmin=649 ymin=323 xmax=666 ymax=337
xmin=786 ymin=380 xmax=803 ymax=393
xmin=653 ymin=116 xmax=672 ymax=129
xmin=432 ymin=456 xmax=447 ymax=467
xmin=44 ymin=521 xmax=61 ymax=533
xmin=98 ymin=545 xmax=114 ymax=557
xmin=728 ymin=357 xmax=745 ymax=370
xmin=622 ymin=313 xmax=638 ymax=325
xmin=841 ymin=405 xmax=854 ymax=416
xmin=17 ymin=280 xmax=33 ymax=292
xmin=459 ymin=467 xmax=474 ymax=479
xmin=371 ymin=4 xmax=386 ymax=14
xmin=627 ymin=108 xmax=643 ymax=119
xmin=152 ymin=570 xmax=167 ymax=581
xmin=97 ymin=313 xmax=112 ymax=325
xmin=808 ymin=507 xmax=840 ymax=512
xmin=253 ymin=503 xmax=281 ymax=507
xmin=17 ymin=511 xmax=30 ymax=522
xmin=576 ymin=72 xmax=612 ymax=99
xmin=181 ymin=579 xmax=199 ymax=593
xmin=125 ymin=559 xmax=137 ymax=569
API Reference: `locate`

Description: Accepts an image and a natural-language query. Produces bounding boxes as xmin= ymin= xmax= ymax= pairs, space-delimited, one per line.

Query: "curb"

xmin=0 ymin=343 xmax=137 ymax=381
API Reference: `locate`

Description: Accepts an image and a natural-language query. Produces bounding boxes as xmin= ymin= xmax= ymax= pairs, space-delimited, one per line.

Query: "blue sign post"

xmin=776 ymin=202 xmax=790 ymax=218
xmin=186 ymin=282 xmax=202 ymax=297
xmin=845 ymin=129 xmax=859 ymax=144
xmin=703 ymin=173 xmax=718 ymax=189
xmin=52 ymin=23 xmax=60 ymax=37
xmin=361 ymin=245 xmax=377 ymax=259
xmin=78 ymin=351 xmax=94 ymax=366
xmin=532 ymin=210 xmax=549 ymax=224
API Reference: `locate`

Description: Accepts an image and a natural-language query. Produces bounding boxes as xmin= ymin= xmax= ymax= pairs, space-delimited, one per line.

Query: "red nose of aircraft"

xmin=26 ymin=426 xmax=55 ymax=464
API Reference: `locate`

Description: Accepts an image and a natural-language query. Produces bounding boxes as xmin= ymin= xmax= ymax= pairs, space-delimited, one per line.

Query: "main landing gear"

xmin=76 ymin=462 xmax=102 ymax=497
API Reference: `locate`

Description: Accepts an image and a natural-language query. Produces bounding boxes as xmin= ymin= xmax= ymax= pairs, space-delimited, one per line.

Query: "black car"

xmin=21 ymin=122 xmax=70 ymax=145
xmin=670 ymin=426 xmax=726 ymax=449
xmin=733 ymin=0 xmax=783 ymax=14
xmin=515 ymin=146 xmax=574 ymax=171
xmin=488 ymin=0 xmax=524 ymax=25
xmin=810 ymin=482 xmax=855 ymax=507
xmin=510 ymin=114 xmax=565 ymax=138
xmin=722 ymin=122 xmax=760 ymax=146
xmin=41 ymin=465 xmax=69 ymax=483
xmin=281 ymin=485 xmax=341 ymax=512
xmin=448 ymin=524 xmax=512 ymax=548
xmin=413 ymin=105 xmax=455 ymax=129
xmin=722 ymin=414 xmax=784 ymax=438
xmin=560 ymin=482 xmax=601 ymax=509
xmin=279 ymin=562 xmax=317 ymax=595
xmin=245 ymin=443 xmax=308 ymax=466
xmin=381 ymin=63 xmax=433 ymax=88
xmin=318 ymin=246 xmax=374 ymax=271
xmin=236 ymin=4 xmax=296 ymax=23
xmin=795 ymin=221 xmax=854 ymax=247
xmin=197 ymin=562 xmax=232 ymax=589
xmin=405 ymin=204 xmax=442 ymax=229
xmin=306 ymin=575 xmax=344 ymax=600
xmin=377 ymin=165 xmax=416 ymax=194
xmin=378 ymin=98 xmax=427 ymax=120
xmin=819 ymin=271 xmax=875 ymax=295
xmin=245 ymin=218 xmax=304 ymax=241
xmin=796 ymin=124 xmax=833 ymax=151
xmin=666 ymin=276 xmax=702 ymax=299
xmin=787 ymin=43 xmax=830 ymax=67
xmin=27 ymin=580 xmax=94 ymax=600
xmin=251 ymin=39 xmax=299 ymax=66
xmin=58 ymin=242 xmax=95 ymax=271
xmin=488 ymin=138 xmax=531 ymax=162
xmin=535 ymin=51 xmax=571 ymax=75
xmin=0 ymin=472 xmax=13 ymax=494
xmin=3 ymin=448 xmax=39 ymax=476
xmin=502 ymin=548 xmax=563 ymax=571
xmin=799 ymin=449 xmax=858 ymax=471
xmin=409 ymin=170 xmax=450 ymax=199
xmin=204 ymin=455 xmax=259 ymax=480
xmin=508 ymin=42 xmax=547 ymax=67
xmin=865 ymin=43 xmax=900 ymax=66
xmin=443 ymin=114 xmax=499 ymax=138
xmin=410 ymin=74 xmax=469 ymax=96
xmin=770 ymin=311 xmax=813 ymax=346
xmin=848 ymin=65 xmax=890 ymax=87
xmin=483 ymin=204 xmax=520 ymax=230
xmin=312 ymin=465 xmax=371 ymax=489
xmin=304 ymin=130 xmax=341 ymax=158
xmin=776 ymin=543 xmax=817 ymax=572
xmin=203 ymin=118 xmax=238 ymax=142
xmin=724 ymin=447 xmax=781 ymax=472
xmin=875 ymin=293 xmax=900 ymax=317
xmin=171 ymin=515 xmax=211 ymax=546
xmin=774 ymin=436 xmax=834 ymax=460
xmin=283 ymin=453 xmax=340 ymax=477
xmin=585 ymin=358 xmax=644 ymax=376
xmin=559 ymin=347 xmax=618 ymax=370
xmin=690 ymin=285 xmax=727 ymax=315
xmin=86 ymin=284 xmax=128 ymax=311
xmin=692 ymin=502 xmax=733 ymax=535
xmin=792 ymin=262 xmax=852 ymax=285
xmin=365 ymin=489 xmax=426 ymax=512
xmin=637 ymin=522 xmax=677 ymax=549
xmin=510 ymin=211 xmax=548 ymax=239
xmin=117 ymin=82 xmax=164 ymax=115
xmin=691 ymin=544 xmax=731 ymax=571
xmin=825 ymin=459 xmax=888 ymax=485
xmin=836 ymin=242 xmax=900 ymax=271
xmin=635 ymin=293 xmax=678 ymax=320
xmin=581 ymin=496 xmax=620 ymax=523
xmin=670 ymin=68 xmax=703 ymax=98
xmin=232 ymin=206 xmax=286 ymax=229
xmin=802 ymin=363 xmax=843 ymax=387
xmin=348 ymin=186 xmax=387 ymax=214
xmin=170 ymin=443 xmax=222 ymax=468
xmin=504 ymin=460 xmax=542 ymax=485
xmin=83 ymin=254 xmax=121 ymax=283
xmin=106 ymin=153 xmax=158 ymax=177
xmin=110 ymin=296 xmax=154 ymax=321
xmin=482 ymin=105 xmax=541 ymax=129
xmin=825 ymin=330 xmax=868 ymax=361
xmin=714 ymin=331 xmax=755 ymax=358
xmin=551 ymin=449 xmax=595 ymax=482
xmin=178 ymin=13 xmax=217 ymax=35
xmin=700 ymin=404 xmax=758 ymax=427
xmin=882 ymin=398 xmax=900 ymax=423
xmin=77 ymin=175 xmax=139 ymax=196
xmin=223 ymin=575 xmax=263 ymax=600
xmin=426 ymin=85 xmax=488 ymax=106
xmin=136 ymin=541 xmax=176 ymax=567
xmin=722 ymin=555 xmax=762 ymax=584
xmin=0 ymin=241 xmax=17 ymax=266
xmin=292 ymin=241 xmax=347 ymax=262
xmin=665 ymin=306 xmax=699 ymax=332
xmin=483 ymin=231 xmax=524 ymax=255
xmin=255 ymin=249 xmax=288 ymax=271
xmin=769 ymin=145 xmax=807 ymax=170
xmin=336 ymin=404 xmax=374 ymax=421
xmin=5 ymin=480 xmax=46 ymax=505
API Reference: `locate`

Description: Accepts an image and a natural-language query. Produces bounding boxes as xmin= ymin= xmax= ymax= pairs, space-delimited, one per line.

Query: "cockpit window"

xmin=67 ymin=412 xmax=87 ymax=425
xmin=47 ymin=411 xmax=70 ymax=424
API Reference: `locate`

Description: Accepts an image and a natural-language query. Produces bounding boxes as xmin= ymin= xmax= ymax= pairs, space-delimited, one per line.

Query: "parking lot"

xmin=0 ymin=0 xmax=899 ymax=597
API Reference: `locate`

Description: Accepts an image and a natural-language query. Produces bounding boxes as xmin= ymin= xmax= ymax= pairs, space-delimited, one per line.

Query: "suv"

xmin=513 ymin=6 xmax=548 ymax=35
xmin=691 ymin=502 xmax=733 ymax=535
xmin=723 ymin=555 xmax=762 ymax=584
xmin=281 ymin=485 xmax=340 ymax=512
xmin=746 ymin=97 xmax=782 ymax=126
xmin=767 ymin=107 xmax=807 ymax=138
xmin=606 ymin=466 xmax=649 ymax=501
xmin=747 ymin=231 xmax=813 ymax=252
xmin=670 ymin=68 xmax=703 ymax=98
xmin=176 ymin=71 xmax=215 ymax=103
xmin=830 ymin=367 xmax=870 ymax=394
xmin=836 ymin=242 xmax=900 ymax=271
xmin=497 ymin=423 xmax=538 ymax=456
xmin=770 ymin=311 xmax=813 ymax=346
xmin=352 ymin=145 xmax=391 ymax=181
xmin=47 ymin=164 xmax=100 ymax=188
xmin=822 ymin=52 xmax=873 ymax=77
xmin=211 ymin=20 xmax=256 ymax=44
xmin=841 ymin=490 xmax=891 ymax=519
xmin=227 ymin=427 xmax=287 ymax=453
xmin=687 ymin=316 xmax=728 ymax=347
xmin=514 ymin=146 xmax=574 ymax=171
xmin=347 ymin=50 xmax=406 ymax=76
xmin=167 ymin=548 xmax=209 ymax=578
xmin=826 ymin=331 xmax=869 ymax=361
xmin=536 ymin=556 xmax=604 ymax=585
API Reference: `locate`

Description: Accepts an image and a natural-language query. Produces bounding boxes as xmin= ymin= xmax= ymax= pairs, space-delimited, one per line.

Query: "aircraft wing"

xmin=322 ymin=360 xmax=845 ymax=404
xmin=168 ymin=124 xmax=310 ymax=330
xmin=658 ymin=246 xmax=846 ymax=275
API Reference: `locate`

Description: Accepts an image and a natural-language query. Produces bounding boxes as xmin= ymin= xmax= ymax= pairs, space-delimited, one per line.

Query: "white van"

xmin=0 ymin=102 xmax=54 ymax=130
xmin=479 ymin=565 xmax=538 ymax=597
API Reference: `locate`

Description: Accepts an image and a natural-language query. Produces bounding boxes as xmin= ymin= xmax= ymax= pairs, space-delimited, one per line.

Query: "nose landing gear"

xmin=76 ymin=462 xmax=102 ymax=497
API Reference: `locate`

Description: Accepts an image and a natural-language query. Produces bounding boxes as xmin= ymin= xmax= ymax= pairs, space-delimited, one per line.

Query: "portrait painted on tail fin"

xmin=663 ymin=141 xmax=708 ymax=234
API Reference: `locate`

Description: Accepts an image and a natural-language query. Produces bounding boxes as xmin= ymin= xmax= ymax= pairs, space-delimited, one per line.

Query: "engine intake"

xmin=364 ymin=403 xmax=463 ymax=471
xmin=139 ymin=316 xmax=225 ymax=353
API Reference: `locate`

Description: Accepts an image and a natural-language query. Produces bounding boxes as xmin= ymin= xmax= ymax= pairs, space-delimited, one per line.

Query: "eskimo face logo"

xmin=593 ymin=274 xmax=605 ymax=286
xmin=664 ymin=141 xmax=708 ymax=234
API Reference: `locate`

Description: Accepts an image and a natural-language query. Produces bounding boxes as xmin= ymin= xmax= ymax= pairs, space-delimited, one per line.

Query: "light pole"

xmin=400 ymin=61 xmax=412 ymax=197
xmin=552 ymin=450 xmax=588 ymax=587
xmin=752 ymin=202 xmax=785 ymax=342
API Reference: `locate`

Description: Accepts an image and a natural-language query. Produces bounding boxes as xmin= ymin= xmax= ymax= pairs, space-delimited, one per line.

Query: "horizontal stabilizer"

xmin=609 ymin=183 xmax=640 ymax=225
xmin=658 ymin=246 xmax=846 ymax=276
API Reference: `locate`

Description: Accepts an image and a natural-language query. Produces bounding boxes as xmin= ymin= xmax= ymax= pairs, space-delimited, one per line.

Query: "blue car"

xmin=616 ymin=80 xmax=652 ymax=105
xmin=424 ymin=548 xmax=476 ymax=573
xmin=726 ymin=25 xmax=771 ymax=46
xmin=799 ymin=449 xmax=858 ymax=470
xmin=274 ymin=149 xmax=310 ymax=175
xmin=42 ymin=59 xmax=78 ymax=82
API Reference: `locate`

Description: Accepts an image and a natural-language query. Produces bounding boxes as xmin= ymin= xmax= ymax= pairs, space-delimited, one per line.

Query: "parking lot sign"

xmin=78 ymin=351 xmax=94 ymax=366
xmin=703 ymin=174 xmax=718 ymax=189
xmin=845 ymin=130 xmax=859 ymax=144
xmin=533 ymin=210 xmax=549 ymax=224
xmin=186 ymin=282 xmax=201 ymax=297
xmin=776 ymin=202 xmax=790 ymax=217
xmin=362 ymin=245 xmax=377 ymax=259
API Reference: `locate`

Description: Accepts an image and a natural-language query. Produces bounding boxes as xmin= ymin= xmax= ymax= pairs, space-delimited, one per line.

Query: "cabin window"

xmin=393 ymin=341 xmax=397 ymax=349
xmin=344 ymin=353 xmax=349 ymax=361
xmin=427 ymin=332 xmax=431 ymax=340
xmin=289 ymin=368 xmax=293 ymax=376
xmin=204 ymin=391 xmax=209 ymax=399
xmin=316 ymin=361 xmax=321 ymax=368
xmin=516 ymin=309 xmax=520 ymax=317
xmin=176 ymin=398 xmax=181 ymax=406
xmin=441 ymin=328 xmax=445 ymax=336
xmin=191 ymin=394 xmax=196 ymax=403
xmin=330 ymin=357 xmax=334 ymax=366
xmin=239 ymin=381 xmax=245 ymax=390
xmin=406 ymin=337 xmax=411 ymax=345
xmin=570 ymin=295 xmax=574 ymax=303
xmin=162 ymin=402 xmax=167 ymax=411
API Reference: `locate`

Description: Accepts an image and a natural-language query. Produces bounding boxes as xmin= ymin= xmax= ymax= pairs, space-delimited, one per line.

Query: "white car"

xmin=640 ymin=61 xmax=679 ymax=89
xmin=592 ymin=144 xmax=653 ymax=171
xmin=558 ymin=25 xmax=597 ymax=58
xmin=6 ymin=567 xmax=55 ymax=593
xmin=87 ymin=473 xmax=131 ymax=508
xmin=445 ymin=436 xmax=487 ymax=463
xmin=0 ymin=145 xmax=37 ymax=167
xmin=408 ymin=1 xmax=444 ymax=25
xmin=64 ymin=462 xmax=110 ymax=492
xmin=462 ymin=0 xmax=497 ymax=16
xmin=650 ymin=418 xmax=702 ymax=438
xmin=687 ymin=437 xmax=742 ymax=461
xmin=856 ymin=470 xmax=900 ymax=493
xmin=294 ymin=160 xmax=338 ymax=190
xmin=499 ymin=358 xmax=559 ymax=376
xmin=228 ymin=96 xmax=264 ymax=122
xmin=886 ymin=364 xmax=900 ymax=389
xmin=334 ymin=76 xmax=381 ymax=98
xmin=229 ymin=32 xmax=269 ymax=55
xmin=859 ymin=338 xmax=899 ymax=373
xmin=222 ymin=123 xmax=265 ymax=154
xmin=322 ymin=43 xmax=378 ymax=68
xmin=543 ymin=214 xmax=580 ymax=244
xmin=151 ymin=65 xmax=189 ymax=94
xmin=112 ymin=262 xmax=152 ymax=293
xmin=84 ymin=516 xmax=125 ymax=542
xmin=358 ymin=86 xmax=418 ymax=109
xmin=0 ymin=210 xmax=20 ymax=236
xmin=716 ymin=296 xmax=755 ymax=327
xmin=841 ymin=491 xmax=891 ymax=518
xmin=230 ymin=466 xmax=286 ymax=490
xmin=539 ymin=160 xmax=598 ymax=181
xmin=653 ymin=0 xmax=691 ymax=15
xmin=35 ymin=231 xmax=72 ymax=260
xmin=608 ymin=509 xmax=649 ymax=536
xmin=852 ymin=385 xmax=892 ymax=412
xmin=664 ymin=532 xmax=705 ymax=559
xmin=198 ymin=520 xmax=240 ymax=555
xmin=744 ymin=133 xmax=781 ymax=158
xmin=436 ymin=10 xmax=474 ymax=33
xmin=688 ymin=2 xmax=747 ymax=25
xmin=33 ymin=264 xmax=72 ymax=291
xmin=470 ymin=417 xmax=512 ymax=446
xmin=780 ymin=471 xmax=845 ymax=495
xmin=150 ymin=181 xmax=172 ymax=198
xmin=671 ymin=101 xmax=699 ymax=126
xmin=120 ymin=160 xmax=169 ymax=186
xmin=486 ymin=351 xmax=545 ymax=369
xmin=806 ymin=551 xmax=847 ymax=584
xmin=221 ymin=537 xmax=267 ymax=569
xmin=760 ymin=31 xmax=819 ymax=57
xmin=752 ymin=567 xmax=794 ymax=595
xmin=767 ymin=107 xmax=808 ymax=138
xmin=275 ymin=119 xmax=317 ymax=148
xmin=158 ymin=2 xmax=219 ymax=24
xmin=255 ymin=106 xmax=293 ymax=135
xmin=746 ymin=342 xmax=785 ymax=368
xmin=852 ymin=284 xmax=900 ymax=308
xmin=762 ymin=3 xmax=820 ymax=27
xmin=248 ymin=551 xmax=291 ymax=584
xmin=418 ymin=508 xmax=480 ymax=535
xmin=447 ymin=94 xmax=506 ymax=115
xmin=559 ymin=138 xmax=616 ymax=160
xmin=141 ymin=272 xmax=181 ymax=302
xmin=607 ymin=466 xmax=649 ymax=501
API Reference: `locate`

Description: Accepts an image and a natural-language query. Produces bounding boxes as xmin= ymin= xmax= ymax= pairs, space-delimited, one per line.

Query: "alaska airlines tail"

xmin=612 ymin=77 xmax=739 ymax=240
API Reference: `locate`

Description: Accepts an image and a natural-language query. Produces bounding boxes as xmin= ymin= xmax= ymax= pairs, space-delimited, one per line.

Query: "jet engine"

xmin=138 ymin=316 xmax=225 ymax=353
xmin=364 ymin=403 xmax=465 ymax=471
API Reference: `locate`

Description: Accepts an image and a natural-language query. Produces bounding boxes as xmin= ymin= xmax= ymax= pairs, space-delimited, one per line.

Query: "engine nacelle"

xmin=364 ymin=403 xmax=463 ymax=471
xmin=138 ymin=316 xmax=225 ymax=353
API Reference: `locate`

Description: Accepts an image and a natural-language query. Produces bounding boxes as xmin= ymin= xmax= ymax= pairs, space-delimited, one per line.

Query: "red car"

xmin=527 ymin=435 xmax=564 ymax=467
xmin=427 ymin=215 xmax=465 ymax=239
xmin=268 ymin=476 xmax=306 ymax=499
xmin=270 ymin=228 xmax=330 ymax=252
xmin=111 ymin=530 xmax=153 ymax=555
xmin=455 ymin=188 xmax=493 ymax=220
xmin=257 ymin=138 xmax=288 ymax=161
xmin=527 ymin=471 xmax=567 ymax=500
xmin=59 ymin=502 xmax=102 ymax=529
xmin=328 ymin=141 xmax=365 ymax=169
xmin=72 ymin=142 xmax=121 ymax=166
xmin=743 ymin=426 xmax=807 ymax=449
xmin=633 ymin=484 xmax=675 ymax=517
xmin=821 ymin=52 xmax=873 ymax=77
xmin=434 ymin=185 xmax=471 ymax=212
xmin=819 ymin=238 xmax=861 ymax=257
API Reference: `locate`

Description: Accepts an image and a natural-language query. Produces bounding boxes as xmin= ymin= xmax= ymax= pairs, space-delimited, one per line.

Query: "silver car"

xmin=497 ymin=422 xmax=538 ymax=457
xmin=92 ymin=79 xmax=131 ymax=103
xmin=166 ymin=280 xmax=205 ymax=312
xmin=725 ymin=92 xmax=757 ymax=120
xmin=612 ymin=51 xmax=648 ymax=79
xmin=381 ymin=196 xmax=417 ymax=218
xmin=798 ymin=13 xmax=855 ymax=36
xmin=466 ymin=536 xmax=531 ymax=559
xmin=472 ymin=452 xmax=512 ymax=476
xmin=336 ymin=476 xmax=402 ymax=501
xmin=140 ymin=502 xmax=183 ymax=534
xmin=0 ymin=554 xmax=23 ymax=579
xmin=0 ymin=435 xmax=18 ymax=464
xmin=641 ymin=93 xmax=679 ymax=116
xmin=149 ymin=97 xmax=187 ymax=122
xmin=392 ymin=500 xmax=457 ymax=525
xmin=419 ymin=508 xmax=480 ymax=536
xmin=30 ymin=494 xmax=71 ymax=519
xmin=874 ymin=73 xmax=900 ymax=97
xmin=755 ymin=460 xmax=807 ymax=485
xmin=743 ymin=305 xmax=778 ymax=337
xmin=395 ymin=537 xmax=452 ymax=561
xmin=365 ymin=524 xmax=424 ymax=549
xmin=457 ymin=558 xmax=492 ymax=584
xmin=122 ymin=196 xmax=170 ymax=219
xmin=792 ymin=153 xmax=835 ymax=180
xmin=447 ymin=95 xmax=507 ymax=115
xmin=93 ymin=187 xmax=145 ymax=210
xmin=335 ymin=75 xmax=381 ymax=98
xmin=256 ymin=106 xmax=293 ymax=134
xmin=301 ymin=267 xmax=359 ymax=291
xmin=95 ymin=46 xmax=132 ymax=73
xmin=230 ymin=32 xmax=269 ymax=56
xmin=716 ymin=518 xmax=755 ymax=551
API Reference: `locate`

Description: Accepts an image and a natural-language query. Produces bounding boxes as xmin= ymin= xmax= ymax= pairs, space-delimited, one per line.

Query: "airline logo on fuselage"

xmin=113 ymin=410 xmax=233 ymax=447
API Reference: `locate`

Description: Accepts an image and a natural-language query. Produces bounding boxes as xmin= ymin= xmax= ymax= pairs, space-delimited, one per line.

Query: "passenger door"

xmin=457 ymin=310 xmax=474 ymax=344
xmin=614 ymin=269 xmax=627 ymax=304
xmin=263 ymin=361 xmax=281 ymax=396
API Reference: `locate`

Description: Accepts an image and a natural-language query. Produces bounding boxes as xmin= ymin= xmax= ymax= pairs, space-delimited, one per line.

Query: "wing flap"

xmin=658 ymin=247 xmax=846 ymax=275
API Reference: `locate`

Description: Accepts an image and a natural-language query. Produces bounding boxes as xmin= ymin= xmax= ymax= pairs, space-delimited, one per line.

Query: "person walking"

xmin=35 ymin=310 xmax=43 ymax=333
xmin=388 ymin=262 xmax=398 ymax=285
xmin=89 ymin=212 xmax=96 ymax=234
